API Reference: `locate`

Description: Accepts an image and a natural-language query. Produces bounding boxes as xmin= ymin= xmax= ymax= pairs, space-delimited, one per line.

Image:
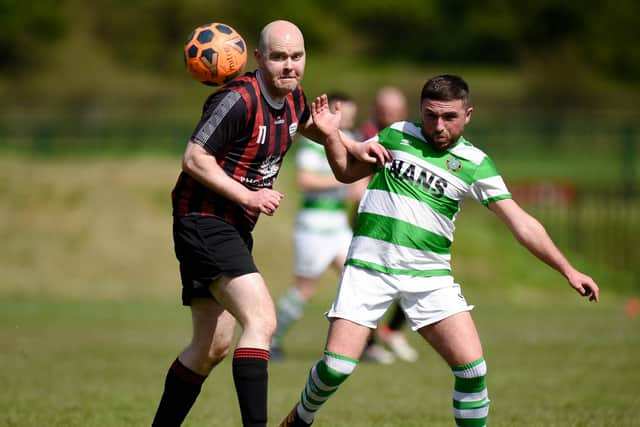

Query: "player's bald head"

xmin=375 ymin=86 xmax=407 ymax=127
xmin=376 ymin=87 xmax=406 ymax=110
xmin=258 ymin=20 xmax=304 ymax=54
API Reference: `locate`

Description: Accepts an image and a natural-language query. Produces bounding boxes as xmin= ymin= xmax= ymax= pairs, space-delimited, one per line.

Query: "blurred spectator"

xmin=358 ymin=86 xmax=418 ymax=364
xmin=270 ymin=93 xmax=364 ymax=361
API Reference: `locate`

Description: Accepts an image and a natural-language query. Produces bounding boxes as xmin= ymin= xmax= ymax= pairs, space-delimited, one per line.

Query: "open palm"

xmin=311 ymin=95 xmax=341 ymax=136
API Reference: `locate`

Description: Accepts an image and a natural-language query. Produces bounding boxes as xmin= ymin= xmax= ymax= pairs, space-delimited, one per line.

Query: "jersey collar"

xmin=256 ymin=70 xmax=286 ymax=110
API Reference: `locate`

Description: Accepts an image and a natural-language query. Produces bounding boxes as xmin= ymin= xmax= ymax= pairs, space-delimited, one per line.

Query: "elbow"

xmin=182 ymin=154 xmax=198 ymax=175
xmin=181 ymin=141 xmax=207 ymax=175
xmin=333 ymin=162 xmax=372 ymax=184
xmin=513 ymin=224 xmax=543 ymax=249
xmin=329 ymin=160 xmax=362 ymax=184
xmin=335 ymin=173 xmax=357 ymax=184
xmin=330 ymin=168 xmax=356 ymax=184
xmin=182 ymin=155 xmax=206 ymax=181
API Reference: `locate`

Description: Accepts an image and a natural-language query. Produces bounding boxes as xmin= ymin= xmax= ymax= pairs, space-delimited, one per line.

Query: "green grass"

xmin=1 ymin=294 xmax=638 ymax=426
xmin=1 ymin=154 xmax=638 ymax=426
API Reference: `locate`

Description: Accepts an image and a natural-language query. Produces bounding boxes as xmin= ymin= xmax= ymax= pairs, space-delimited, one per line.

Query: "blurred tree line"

xmin=0 ymin=0 xmax=638 ymax=115
xmin=1 ymin=0 xmax=636 ymax=284
xmin=2 ymin=0 xmax=639 ymax=81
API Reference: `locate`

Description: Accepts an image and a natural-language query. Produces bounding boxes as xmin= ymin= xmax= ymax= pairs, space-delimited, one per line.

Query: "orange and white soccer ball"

xmin=184 ymin=22 xmax=247 ymax=86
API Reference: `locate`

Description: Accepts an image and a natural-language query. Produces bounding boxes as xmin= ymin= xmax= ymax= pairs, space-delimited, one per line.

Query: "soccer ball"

xmin=184 ymin=22 xmax=248 ymax=86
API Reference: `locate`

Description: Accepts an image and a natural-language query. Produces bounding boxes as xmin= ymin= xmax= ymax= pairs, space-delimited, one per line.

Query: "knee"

xmin=245 ymin=312 xmax=277 ymax=341
xmin=187 ymin=335 xmax=233 ymax=372
xmin=206 ymin=340 xmax=232 ymax=367
xmin=263 ymin=315 xmax=277 ymax=340
xmin=294 ymin=279 xmax=317 ymax=301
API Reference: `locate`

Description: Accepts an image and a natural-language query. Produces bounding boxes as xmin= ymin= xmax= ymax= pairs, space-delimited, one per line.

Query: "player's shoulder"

xmin=226 ymin=70 xmax=258 ymax=88
xmin=384 ymin=121 xmax=424 ymax=141
xmin=449 ymin=137 xmax=490 ymax=165
xmin=201 ymin=87 xmax=246 ymax=118
xmin=211 ymin=71 xmax=258 ymax=102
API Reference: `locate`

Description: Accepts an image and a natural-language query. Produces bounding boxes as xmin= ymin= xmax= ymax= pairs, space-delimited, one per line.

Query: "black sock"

xmin=232 ymin=348 xmax=270 ymax=427
xmin=364 ymin=331 xmax=375 ymax=349
xmin=152 ymin=358 xmax=207 ymax=427
xmin=388 ymin=305 xmax=407 ymax=331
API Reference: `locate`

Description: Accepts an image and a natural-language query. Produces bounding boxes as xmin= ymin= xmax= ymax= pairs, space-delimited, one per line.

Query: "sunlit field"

xmin=1 ymin=155 xmax=638 ymax=426
xmin=1 ymin=294 xmax=638 ymax=426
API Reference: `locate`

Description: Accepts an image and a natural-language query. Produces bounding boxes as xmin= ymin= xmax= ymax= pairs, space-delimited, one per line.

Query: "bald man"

xmin=152 ymin=20 xmax=363 ymax=427
xmin=358 ymin=86 xmax=409 ymax=140
xmin=355 ymin=86 xmax=419 ymax=365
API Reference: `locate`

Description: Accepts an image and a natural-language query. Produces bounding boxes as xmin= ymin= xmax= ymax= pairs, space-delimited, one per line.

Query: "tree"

xmin=0 ymin=0 xmax=66 ymax=75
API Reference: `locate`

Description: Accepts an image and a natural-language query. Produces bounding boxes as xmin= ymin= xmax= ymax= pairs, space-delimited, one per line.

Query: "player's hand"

xmin=566 ymin=270 xmax=600 ymax=302
xmin=349 ymin=139 xmax=391 ymax=166
xmin=311 ymin=94 xmax=341 ymax=136
xmin=246 ymin=188 xmax=284 ymax=216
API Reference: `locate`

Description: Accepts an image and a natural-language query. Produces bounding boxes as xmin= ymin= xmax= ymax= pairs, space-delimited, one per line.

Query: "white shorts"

xmin=293 ymin=226 xmax=352 ymax=278
xmin=327 ymin=265 xmax=474 ymax=331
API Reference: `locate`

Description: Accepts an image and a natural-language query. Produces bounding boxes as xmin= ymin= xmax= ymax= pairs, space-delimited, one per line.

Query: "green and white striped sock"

xmin=452 ymin=357 xmax=490 ymax=427
xmin=272 ymin=287 xmax=305 ymax=348
xmin=297 ymin=351 xmax=358 ymax=424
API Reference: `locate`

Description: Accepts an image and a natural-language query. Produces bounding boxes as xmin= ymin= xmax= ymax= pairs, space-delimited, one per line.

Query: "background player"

xmin=270 ymin=93 xmax=364 ymax=361
xmin=358 ymin=86 xmax=418 ymax=364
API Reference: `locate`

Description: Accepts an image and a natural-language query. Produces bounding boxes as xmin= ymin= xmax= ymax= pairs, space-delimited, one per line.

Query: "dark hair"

xmin=328 ymin=91 xmax=353 ymax=104
xmin=420 ymin=75 xmax=471 ymax=106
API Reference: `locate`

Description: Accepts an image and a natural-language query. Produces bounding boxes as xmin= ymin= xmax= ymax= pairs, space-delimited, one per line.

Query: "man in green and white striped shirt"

xmin=279 ymin=74 xmax=600 ymax=427
xmin=346 ymin=122 xmax=510 ymax=278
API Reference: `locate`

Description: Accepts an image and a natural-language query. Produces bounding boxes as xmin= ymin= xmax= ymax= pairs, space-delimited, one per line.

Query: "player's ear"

xmin=464 ymin=106 xmax=473 ymax=124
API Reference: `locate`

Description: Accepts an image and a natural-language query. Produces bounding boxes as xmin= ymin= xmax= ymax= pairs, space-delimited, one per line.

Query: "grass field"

xmin=1 ymin=294 xmax=638 ymax=426
xmin=1 ymin=155 xmax=639 ymax=426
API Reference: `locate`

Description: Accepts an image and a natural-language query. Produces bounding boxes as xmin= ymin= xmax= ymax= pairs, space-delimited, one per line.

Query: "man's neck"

xmin=256 ymin=70 xmax=286 ymax=109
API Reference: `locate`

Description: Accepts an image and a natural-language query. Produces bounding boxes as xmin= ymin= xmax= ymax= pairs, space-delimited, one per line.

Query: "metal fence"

xmin=1 ymin=109 xmax=638 ymax=288
xmin=512 ymin=182 xmax=639 ymax=288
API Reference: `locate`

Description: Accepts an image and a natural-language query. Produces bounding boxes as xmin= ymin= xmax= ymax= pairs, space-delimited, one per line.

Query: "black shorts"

xmin=173 ymin=215 xmax=258 ymax=306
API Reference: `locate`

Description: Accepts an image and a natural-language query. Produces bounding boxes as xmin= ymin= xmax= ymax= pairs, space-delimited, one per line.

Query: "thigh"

xmin=327 ymin=266 xmax=396 ymax=329
xmin=418 ymin=311 xmax=483 ymax=367
xmin=212 ymin=273 xmax=275 ymax=330
xmin=293 ymin=228 xmax=349 ymax=278
xmin=329 ymin=228 xmax=351 ymax=270
xmin=399 ymin=278 xmax=474 ymax=331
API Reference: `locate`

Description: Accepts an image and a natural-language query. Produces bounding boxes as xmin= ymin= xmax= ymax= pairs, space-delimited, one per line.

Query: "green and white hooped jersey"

xmin=347 ymin=121 xmax=512 ymax=277
xmin=295 ymin=136 xmax=350 ymax=233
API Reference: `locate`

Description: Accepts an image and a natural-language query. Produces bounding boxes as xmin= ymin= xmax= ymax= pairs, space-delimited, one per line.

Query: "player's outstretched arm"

xmin=489 ymin=198 xmax=600 ymax=302
xmin=301 ymin=95 xmax=390 ymax=183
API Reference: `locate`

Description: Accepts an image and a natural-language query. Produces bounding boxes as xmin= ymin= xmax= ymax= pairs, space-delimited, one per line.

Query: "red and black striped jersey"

xmin=358 ymin=119 xmax=382 ymax=140
xmin=172 ymin=71 xmax=310 ymax=233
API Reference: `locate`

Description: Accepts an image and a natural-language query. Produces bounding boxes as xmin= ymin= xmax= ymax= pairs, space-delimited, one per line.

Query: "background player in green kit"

xmin=270 ymin=93 xmax=364 ymax=361
xmin=279 ymin=74 xmax=600 ymax=427
xmin=357 ymin=85 xmax=418 ymax=365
